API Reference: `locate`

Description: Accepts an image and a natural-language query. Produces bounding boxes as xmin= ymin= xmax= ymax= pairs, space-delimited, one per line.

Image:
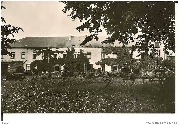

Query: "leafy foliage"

xmin=63 ymin=47 xmax=90 ymax=76
xmin=2 ymin=77 xmax=174 ymax=113
xmin=34 ymin=48 xmax=64 ymax=61
xmin=139 ymin=55 xmax=158 ymax=71
xmin=62 ymin=1 xmax=175 ymax=55
xmin=76 ymin=49 xmax=90 ymax=72
xmin=161 ymin=58 xmax=175 ymax=72
xmin=97 ymin=46 xmax=160 ymax=76
xmin=30 ymin=47 xmax=91 ymax=76
xmin=30 ymin=59 xmax=65 ymax=74
xmin=97 ymin=46 xmax=133 ymax=67
xmin=1 ymin=2 xmax=23 ymax=55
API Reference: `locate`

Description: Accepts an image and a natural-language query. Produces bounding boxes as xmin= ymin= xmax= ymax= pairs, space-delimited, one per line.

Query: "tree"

xmin=62 ymin=1 xmax=175 ymax=56
xmin=97 ymin=46 xmax=132 ymax=67
xmin=63 ymin=47 xmax=90 ymax=77
xmin=63 ymin=47 xmax=76 ymax=76
xmin=1 ymin=2 xmax=23 ymax=55
xmin=76 ymin=49 xmax=90 ymax=72
xmin=30 ymin=58 xmax=65 ymax=74
xmin=30 ymin=47 xmax=90 ymax=76
xmin=161 ymin=58 xmax=175 ymax=72
xmin=34 ymin=48 xmax=63 ymax=62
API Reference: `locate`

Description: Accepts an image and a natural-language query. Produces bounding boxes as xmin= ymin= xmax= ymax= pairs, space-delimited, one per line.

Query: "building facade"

xmin=1 ymin=36 xmax=171 ymax=73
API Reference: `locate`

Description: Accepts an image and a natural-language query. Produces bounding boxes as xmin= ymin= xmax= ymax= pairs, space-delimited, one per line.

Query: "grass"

xmin=1 ymin=76 xmax=175 ymax=113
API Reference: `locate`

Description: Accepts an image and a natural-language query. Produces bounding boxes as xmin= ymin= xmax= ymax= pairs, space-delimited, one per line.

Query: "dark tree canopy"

xmin=62 ymin=1 xmax=175 ymax=54
xmin=63 ymin=47 xmax=90 ymax=76
xmin=1 ymin=2 xmax=23 ymax=55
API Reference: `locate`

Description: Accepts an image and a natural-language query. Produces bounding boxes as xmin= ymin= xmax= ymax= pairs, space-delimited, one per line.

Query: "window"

xmin=87 ymin=64 xmax=93 ymax=70
xmin=33 ymin=52 xmax=36 ymax=59
xmin=74 ymin=54 xmax=77 ymax=58
xmin=86 ymin=52 xmax=91 ymax=59
xmin=42 ymin=53 xmax=44 ymax=60
xmin=112 ymin=65 xmax=118 ymax=72
xmin=10 ymin=52 xmax=15 ymax=59
xmin=21 ymin=52 xmax=25 ymax=59
xmin=26 ymin=64 xmax=30 ymax=71
xmin=63 ymin=54 xmax=67 ymax=58
xmin=101 ymin=53 xmax=105 ymax=59
xmin=54 ymin=54 xmax=57 ymax=59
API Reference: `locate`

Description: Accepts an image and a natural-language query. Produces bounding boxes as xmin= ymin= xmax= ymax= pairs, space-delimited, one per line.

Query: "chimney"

xmin=69 ymin=35 xmax=74 ymax=41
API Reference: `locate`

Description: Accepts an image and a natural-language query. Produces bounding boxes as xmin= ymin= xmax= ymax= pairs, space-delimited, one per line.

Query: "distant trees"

xmin=1 ymin=2 xmax=23 ymax=55
xmin=62 ymin=1 xmax=175 ymax=57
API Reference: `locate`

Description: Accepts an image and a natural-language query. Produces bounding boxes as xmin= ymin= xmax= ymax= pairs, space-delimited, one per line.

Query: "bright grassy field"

xmin=1 ymin=76 xmax=175 ymax=113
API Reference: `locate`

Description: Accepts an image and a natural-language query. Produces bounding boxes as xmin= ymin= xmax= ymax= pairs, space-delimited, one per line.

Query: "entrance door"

xmin=101 ymin=64 xmax=105 ymax=72
xmin=54 ymin=64 xmax=60 ymax=72
xmin=1 ymin=62 xmax=8 ymax=76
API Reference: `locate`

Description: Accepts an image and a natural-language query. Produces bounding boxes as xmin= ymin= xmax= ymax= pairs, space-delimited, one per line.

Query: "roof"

xmin=10 ymin=36 xmax=114 ymax=48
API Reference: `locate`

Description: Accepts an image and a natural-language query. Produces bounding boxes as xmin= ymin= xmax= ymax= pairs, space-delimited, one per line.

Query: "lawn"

xmin=1 ymin=76 xmax=175 ymax=113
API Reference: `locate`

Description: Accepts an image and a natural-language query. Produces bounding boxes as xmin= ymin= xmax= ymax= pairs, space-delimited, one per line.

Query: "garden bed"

xmin=1 ymin=76 xmax=175 ymax=113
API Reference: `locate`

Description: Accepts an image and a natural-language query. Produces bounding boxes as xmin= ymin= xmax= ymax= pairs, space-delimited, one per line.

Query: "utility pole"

xmin=84 ymin=63 xmax=86 ymax=73
xmin=47 ymin=47 xmax=50 ymax=63
xmin=155 ymin=42 xmax=160 ymax=68
xmin=155 ymin=42 xmax=161 ymax=82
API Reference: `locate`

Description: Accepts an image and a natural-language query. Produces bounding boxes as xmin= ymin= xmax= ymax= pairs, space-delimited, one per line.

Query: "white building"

xmin=1 ymin=36 xmax=170 ymax=73
xmin=1 ymin=36 xmax=106 ymax=72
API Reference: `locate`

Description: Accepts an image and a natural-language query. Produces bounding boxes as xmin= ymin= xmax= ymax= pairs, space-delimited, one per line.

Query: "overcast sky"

xmin=1 ymin=1 xmax=107 ymax=40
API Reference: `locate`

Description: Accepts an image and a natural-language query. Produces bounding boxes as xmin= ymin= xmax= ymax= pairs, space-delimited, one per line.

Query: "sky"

xmin=1 ymin=1 xmax=172 ymax=56
xmin=1 ymin=1 xmax=107 ymax=40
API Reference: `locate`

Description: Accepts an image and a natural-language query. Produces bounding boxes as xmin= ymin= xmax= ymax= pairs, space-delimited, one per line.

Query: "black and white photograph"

xmin=0 ymin=1 xmax=178 ymax=125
